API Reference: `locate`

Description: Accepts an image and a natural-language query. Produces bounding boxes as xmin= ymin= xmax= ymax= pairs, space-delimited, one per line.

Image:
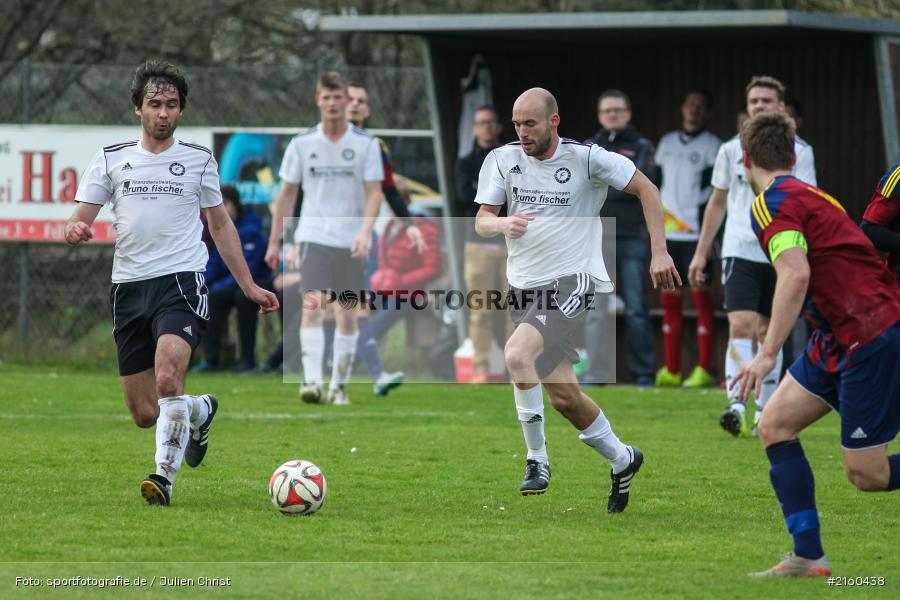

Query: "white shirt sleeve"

xmin=363 ymin=137 xmax=385 ymax=182
xmin=75 ymin=149 xmax=113 ymax=205
xmin=710 ymin=141 xmax=732 ymax=191
xmin=278 ymin=138 xmax=304 ymax=185
xmin=199 ymin=154 xmax=223 ymax=209
xmin=474 ymin=151 xmax=507 ymax=206
xmin=588 ymin=144 xmax=636 ymax=190
xmin=794 ymin=142 xmax=817 ymax=186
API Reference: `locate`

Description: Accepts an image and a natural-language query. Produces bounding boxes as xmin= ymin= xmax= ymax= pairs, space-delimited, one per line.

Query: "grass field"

xmin=1 ymin=363 xmax=897 ymax=598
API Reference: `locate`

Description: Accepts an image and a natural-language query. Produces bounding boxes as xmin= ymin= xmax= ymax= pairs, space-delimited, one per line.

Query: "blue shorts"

xmin=788 ymin=322 xmax=900 ymax=450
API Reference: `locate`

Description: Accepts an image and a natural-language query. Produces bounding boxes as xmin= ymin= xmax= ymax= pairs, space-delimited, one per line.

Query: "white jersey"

xmin=712 ymin=134 xmax=816 ymax=262
xmin=279 ymin=123 xmax=384 ymax=249
xmin=656 ymin=129 xmax=721 ymax=242
xmin=475 ymin=139 xmax=636 ymax=289
xmin=76 ymin=139 xmax=222 ymax=284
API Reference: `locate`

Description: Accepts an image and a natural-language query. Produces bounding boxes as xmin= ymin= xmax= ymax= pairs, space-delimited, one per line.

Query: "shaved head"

xmin=514 ymin=87 xmax=558 ymax=119
xmin=511 ymin=88 xmax=560 ymax=159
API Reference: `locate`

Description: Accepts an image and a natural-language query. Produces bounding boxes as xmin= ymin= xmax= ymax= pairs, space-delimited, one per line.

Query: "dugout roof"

xmin=321 ymin=9 xmax=900 ymax=221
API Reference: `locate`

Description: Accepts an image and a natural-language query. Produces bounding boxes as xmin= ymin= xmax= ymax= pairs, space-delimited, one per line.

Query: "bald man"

xmin=474 ymin=88 xmax=680 ymax=512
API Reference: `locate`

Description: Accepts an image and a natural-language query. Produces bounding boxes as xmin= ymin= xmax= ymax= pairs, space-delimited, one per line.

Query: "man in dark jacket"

xmin=584 ymin=89 xmax=657 ymax=386
xmin=197 ymin=185 xmax=272 ymax=371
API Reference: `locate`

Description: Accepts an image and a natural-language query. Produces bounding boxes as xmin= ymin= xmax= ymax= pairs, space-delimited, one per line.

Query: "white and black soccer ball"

xmin=268 ymin=460 xmax=327 ymax=516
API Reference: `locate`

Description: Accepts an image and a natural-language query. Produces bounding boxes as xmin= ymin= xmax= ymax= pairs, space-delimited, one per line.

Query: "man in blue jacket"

xmin=198 ymin=185 xmax=272 ymax=371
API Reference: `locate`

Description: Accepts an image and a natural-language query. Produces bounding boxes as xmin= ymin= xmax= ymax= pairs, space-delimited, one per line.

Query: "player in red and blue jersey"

xmin=861 ymin=163 xmax=900 ymax=284
xmin=732 ymin=112 xmax=900 ymax=578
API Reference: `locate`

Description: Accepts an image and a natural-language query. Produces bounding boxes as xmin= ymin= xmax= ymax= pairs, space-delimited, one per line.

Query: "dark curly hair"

xmin=130 ymin=60 xmax=188 ymax=109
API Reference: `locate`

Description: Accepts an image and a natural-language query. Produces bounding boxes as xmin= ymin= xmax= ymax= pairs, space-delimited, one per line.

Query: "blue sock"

xmin=355 ymin=317 xmax=383 ymax=379
xmin=888 ymin=454 xmax=900 ymax=491
xmin=766 ymin=440 xmax=824 ymax=559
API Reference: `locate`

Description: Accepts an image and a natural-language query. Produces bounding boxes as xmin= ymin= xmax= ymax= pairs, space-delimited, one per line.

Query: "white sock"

xmin=514 ymin=384 xmax=547 ymax=463
xmin=331 ymin=332 xmax=358 ymax=389
xmin=187 ymin=395 xmax=211 ymax=429
xmin=725 ymin=338 xmax=754 ymax=404
xmin=300 ymin=327 xmax=325 ymax=386
xmin=155 ymin=396 xmax=190 ymax=485
xmin=578 ymin=409 xmax=630 ymax=473
xmin=757 ymin=348 xmax=783 ymax=410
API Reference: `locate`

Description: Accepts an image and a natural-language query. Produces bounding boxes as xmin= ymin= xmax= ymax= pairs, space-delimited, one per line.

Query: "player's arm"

xmin=688 ymin=187 xmax=727 ymax=286
xmin=350 ymin=180 xmax=383 ymax=258
xmin=206 ymin=203 xmax=279 ymax=314
xmin=475 ymin=204 xmax=532 ymax=238
xmin=733 ymin=232 xmax=810 ymax=401
xmin=861 ymin=220 xmax=900 ymax=253
xmin=266 ymin=181 xmax=299 ymax=270
xmin=64 ymin=201 xmax=103 ymax=245
xmin=623 ymin=170 xmax=681 ymax=290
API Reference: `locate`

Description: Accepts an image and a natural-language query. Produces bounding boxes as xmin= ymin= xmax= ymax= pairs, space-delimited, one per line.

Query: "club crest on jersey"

xmin=169 ymin=162 xmax=185 ymax=176
xmin=554 ymin=168 xmax=571 ymax=184
xmin=342 ymin=149 xmax=355 ymax=161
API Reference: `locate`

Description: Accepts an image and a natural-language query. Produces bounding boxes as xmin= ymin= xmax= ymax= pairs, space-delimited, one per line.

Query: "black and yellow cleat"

xmin=140 ymin=474 xmax=171 ymax=507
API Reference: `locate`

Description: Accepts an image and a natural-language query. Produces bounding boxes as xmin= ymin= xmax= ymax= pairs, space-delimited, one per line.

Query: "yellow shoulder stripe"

xmin=752 ymin=193 xmax=772 ymax=228
xmin=882 ymin=166 xmax=900 ymax=198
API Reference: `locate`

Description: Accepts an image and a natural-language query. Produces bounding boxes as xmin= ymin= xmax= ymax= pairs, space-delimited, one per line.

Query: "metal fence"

xmin=0 ymin=61 xmax=432 ymax=366
xmin=0 ymin=61 xmax=430 ymax=129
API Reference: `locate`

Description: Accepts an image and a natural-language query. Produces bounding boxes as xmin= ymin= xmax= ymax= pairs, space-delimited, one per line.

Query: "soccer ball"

xmin=268 ymin=460 xmax=327 ymax=516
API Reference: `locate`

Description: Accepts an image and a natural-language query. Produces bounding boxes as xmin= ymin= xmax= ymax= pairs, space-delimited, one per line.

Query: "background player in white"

xmin=475 ymin=88 xmax=680 ymax=512
xmin=266 ymin=72 xmax=384 ymax=406
xmin=654 ymin=90 xmax=721 ymax=388
xmin=688 ymin=76 xmax=816 ymax=436
xmin=64 ymin=60 xmax=278 ymax=506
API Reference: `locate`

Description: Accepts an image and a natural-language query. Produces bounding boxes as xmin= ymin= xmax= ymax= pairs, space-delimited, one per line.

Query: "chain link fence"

xmin=1 ymin=61 xmax=433 ymax=366
xmin=0 ymin=61 xmax=430 ymax=129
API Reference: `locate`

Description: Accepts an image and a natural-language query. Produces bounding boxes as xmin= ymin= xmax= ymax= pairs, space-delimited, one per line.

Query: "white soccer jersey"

xmin=711 ymin=134 xmax=816 ymax=263
xmin=279 ymin=123 xmax=384 ymax=249
xmin=656 ymin=130 xmax=722 ymax=242
xmin=76 ymin=139 xmax=223 ymax=284
xmin=474 ymin=139 xmax=636 ymax=289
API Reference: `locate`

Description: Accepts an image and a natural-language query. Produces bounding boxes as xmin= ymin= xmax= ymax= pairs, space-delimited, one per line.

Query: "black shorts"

xmin=297 ymin=242 xmax=366 ymax=296
xmin=110 ymin=272 xmax=208 ymax=376
xmin=668 ymin=239 xmax=710 ymax=285
xmin=721 ymin=257 xmax=776 ymax=316
xmin=508 ymin=273 xmax=595 ymax=379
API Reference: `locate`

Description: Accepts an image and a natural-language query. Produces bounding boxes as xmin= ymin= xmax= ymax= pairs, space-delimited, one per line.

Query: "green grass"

xmin=0 ymin=364 xmax=896 ymax=598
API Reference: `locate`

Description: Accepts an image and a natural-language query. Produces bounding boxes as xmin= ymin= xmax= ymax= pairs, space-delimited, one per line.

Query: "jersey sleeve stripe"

xmin=752 ymin=193 xmax=772 ymax=228
xmin=881 ymin=166 xmax=900 ymax=197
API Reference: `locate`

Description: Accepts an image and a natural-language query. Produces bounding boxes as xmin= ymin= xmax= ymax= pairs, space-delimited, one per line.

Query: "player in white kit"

xmin=654 ymin=90 xmax=722 ymax=388
xmin=266 ymin=72 xmax=385 ymax=406
xmin=688 ymin=76 xmax=816 ymax=436
xmin=475 ymin=88 xmax=680 ymax=512
xmin=64 ymin=60 xmax=279 ymax=506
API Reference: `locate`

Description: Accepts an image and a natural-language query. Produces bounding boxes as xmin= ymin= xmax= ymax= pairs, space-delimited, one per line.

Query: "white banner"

xmin=0 ymin=125 xmax=213 ymax=242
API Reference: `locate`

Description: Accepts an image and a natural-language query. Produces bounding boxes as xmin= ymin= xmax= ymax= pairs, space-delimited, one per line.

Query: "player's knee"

xmin=155 ymin=370 xmax=180 ymax=398
xmin=131 ymin=405 xmax=158 ymax=428
xmin=757 ymin=414 xmax=790 ymax=445
xmin=504 ymin=346 xmax=533 ymax=373
xmin=845 ymin=465 xmax=885 ymax=492
xmin=547 ymin=388 xmax=579 ymax=413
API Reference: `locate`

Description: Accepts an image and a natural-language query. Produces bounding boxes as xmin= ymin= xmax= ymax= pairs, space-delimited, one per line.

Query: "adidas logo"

xmin=850 ymin=427 xmax=867 ymax=439
xmin=121 ymin=162 xmax=133 ymax=171
xmin=183 ymin=325 xmax=193 ymax=337
xmin=526 ymin=414 xmax=543 ymax=424
xmin=310 ymin=152 xmax=318 ymax=159
xmin=509 ymin=164 xmax=522 ymax=174
xmin=535 ymin=314 xmax=547 ymax=325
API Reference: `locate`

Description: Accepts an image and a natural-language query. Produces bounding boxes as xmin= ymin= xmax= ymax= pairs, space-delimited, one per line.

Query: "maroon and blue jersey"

xmin=862 ymin=163 xmax=900 ymax=274
xmin=751 ymin=175 xmax=900 ymax=370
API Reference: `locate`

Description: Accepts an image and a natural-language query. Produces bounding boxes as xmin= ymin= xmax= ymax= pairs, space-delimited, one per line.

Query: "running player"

xmin=734 ymin=111 xmax=900 ymax=577
xmin=64 ymin=60 xmax=279 ymax=506
xmin=265 ymin=72 xmax=384 ymax=406
xmin=861 ymin=163 xmax=900 ymax=284
xmin=475 ymin=88 xmax=680 ymax=512
xmin=689 ymin=76 xmax=817 ymax=436
xmin=654 ymin=90 xmax=721 ymax=388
